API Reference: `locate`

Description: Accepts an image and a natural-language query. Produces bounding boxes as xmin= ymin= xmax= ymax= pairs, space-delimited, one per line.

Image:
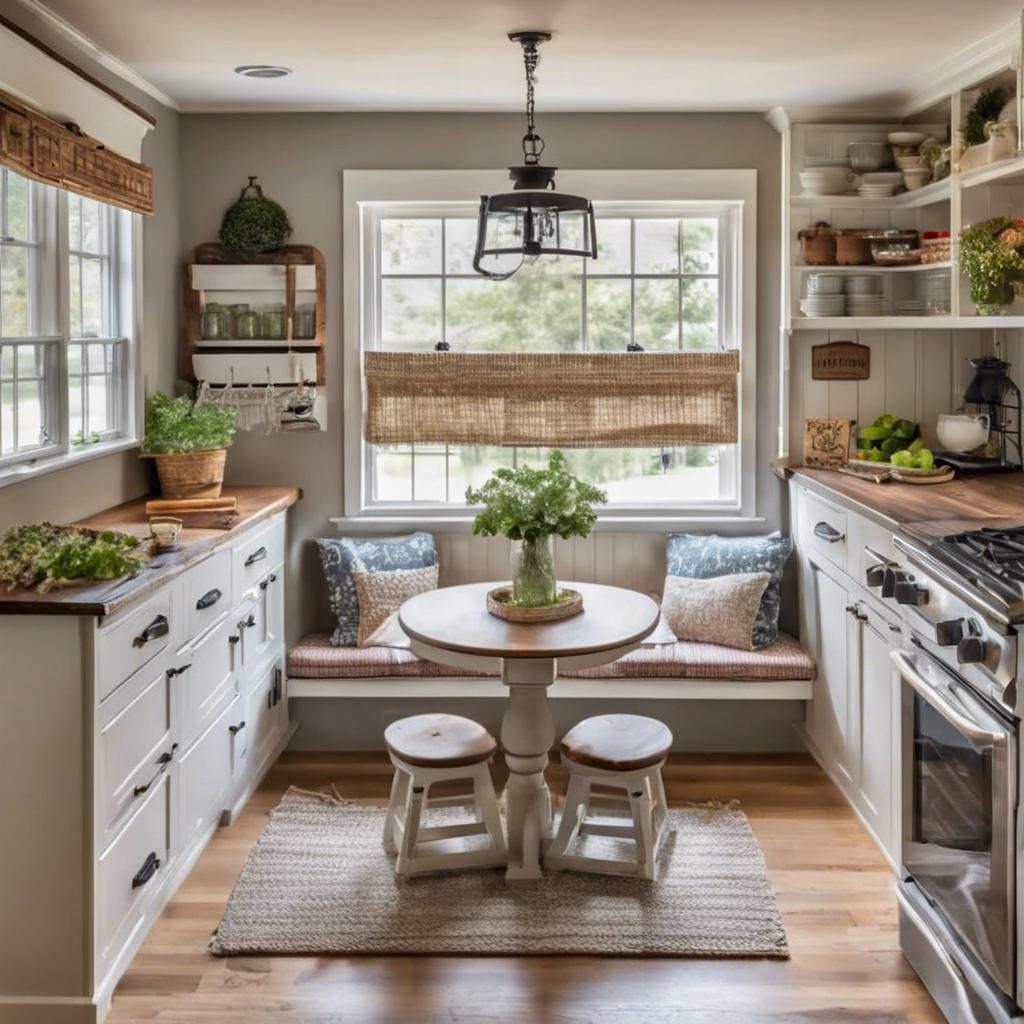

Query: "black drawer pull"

xmin=133 ymin=743 xmax=178 ymax=796
xmin=813 ymin=521 xmax=845 ymax=544
xmin=244 ymin=546 xmax=267 ymax=567
xmin=259 ymin=578 xmax=269 ymax=591
xmin=229 ymin=720 xmax=246 ymax=735
xmin=132 ymin=614 xmax=169 ymax=647
xmin=229 ymin=634 xmax=240 ymax=645
xmin=166 ymin=663 xmax=192 ymax=678
xmin=238 ymin=613 xmax=256 ymax=631
xmin=132 ymin=851 xmax=161 ymax=888
xmin=269 ymin=572 xmax=277 ymax=583
xmin=196 ymin=588 xmax=222 ymax=610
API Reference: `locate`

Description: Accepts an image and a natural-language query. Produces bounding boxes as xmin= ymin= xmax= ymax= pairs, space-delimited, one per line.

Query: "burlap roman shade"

xmin=364 ymin=350 xmax=739 ymax=448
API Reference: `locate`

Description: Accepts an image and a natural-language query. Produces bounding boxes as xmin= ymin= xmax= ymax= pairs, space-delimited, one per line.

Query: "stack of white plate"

xmin=857 ymin=171 xmax=904 ymax=198
xmin=896 ymin=299 xmax=929 ymax=315
xmin=845 ymin=294 xmax=885 ymax=317
xmin=800 ymin=294 xmax=846 ymax=317
xmin=844 ymin=275 xmax=883 ymax=295
xmin=806 ymin=273 xmax=845 ymax=295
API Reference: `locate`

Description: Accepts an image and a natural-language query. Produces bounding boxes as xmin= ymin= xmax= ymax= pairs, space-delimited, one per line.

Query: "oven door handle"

xmin=892 ymin=650 xmax=1007 ymax=747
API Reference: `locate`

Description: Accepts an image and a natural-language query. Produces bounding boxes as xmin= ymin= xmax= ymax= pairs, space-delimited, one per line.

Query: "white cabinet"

xmin=793 ymin=480 xmax=902 ymax=867
xmin=0 ymin=500 xmax=295 ymax=1024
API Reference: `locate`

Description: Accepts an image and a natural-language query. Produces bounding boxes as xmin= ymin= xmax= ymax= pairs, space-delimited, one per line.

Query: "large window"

xmin=345 ymin=170 xmax=756 ymax=521
xmin=0 ymin=168 xmax=135 ymax=472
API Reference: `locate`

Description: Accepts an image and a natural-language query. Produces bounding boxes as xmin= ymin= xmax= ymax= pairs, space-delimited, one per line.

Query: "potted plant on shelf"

xmin=466 ymin=450 xmax=606 ymax=609
xmin=142 ymin=393 xmax=236 ymax=499
xmin=958 ymin=217 xmax=1024 ymax=315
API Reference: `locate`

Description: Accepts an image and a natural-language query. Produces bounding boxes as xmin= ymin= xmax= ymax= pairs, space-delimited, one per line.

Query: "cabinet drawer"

xmin=96 ymin=587 xmax=175 ymax=702
xmin=232 ymin=517 xmax=284 ymax=603
xmin=175 ymin=612 xmax=237 ymax=750
xmin=96 ymin=773 xmax=171 ymax=969
xmin=847 ymin=512 xmax=897 ymax=593
xmin=96 ymin=664 xmax=174 ymax=844
xmin=800 ymin=487 xmax=848 ymax=573
xmin=179 ymin=693 xmax=241 ymax=849
xmin=184 ymin=549 xmax=232 ymax=642
xmin=235 ymin=567 xmax=283 ymax=685
xmin=246 ymin=660 xmax=286 ymax=771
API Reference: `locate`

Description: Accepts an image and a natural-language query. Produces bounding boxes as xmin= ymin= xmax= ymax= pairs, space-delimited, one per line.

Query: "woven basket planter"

xmin=152 ymin=449 xmax=227 ymax=499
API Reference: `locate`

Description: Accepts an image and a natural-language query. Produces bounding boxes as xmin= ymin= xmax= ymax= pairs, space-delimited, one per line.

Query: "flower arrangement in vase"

xmin=958 ymin=217 xmax=1024 ymax=315
xmin=465 ymin=450 xmax=606 ymax=608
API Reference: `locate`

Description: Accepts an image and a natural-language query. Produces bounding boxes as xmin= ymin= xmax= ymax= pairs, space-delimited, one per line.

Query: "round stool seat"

xmin=561 ymin=714 xmax=672 ymax=771
xmin=385 ymin=713 xmax=497 ymax=769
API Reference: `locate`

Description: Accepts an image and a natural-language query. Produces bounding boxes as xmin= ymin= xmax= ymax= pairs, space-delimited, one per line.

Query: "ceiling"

xmin=29 ymin=0 xmax=1024 ymax=113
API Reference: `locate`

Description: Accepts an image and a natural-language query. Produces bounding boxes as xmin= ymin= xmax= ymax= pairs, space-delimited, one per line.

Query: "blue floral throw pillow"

xmin=316 ymin=533 xmax=437 ymax=647
xmin=665 ymin=532 xmax=792 ymax=649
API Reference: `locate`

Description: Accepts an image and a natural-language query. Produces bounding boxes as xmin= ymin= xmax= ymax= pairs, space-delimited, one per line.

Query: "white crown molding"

xmin=14 ymin=0 xmax=180 ymax=112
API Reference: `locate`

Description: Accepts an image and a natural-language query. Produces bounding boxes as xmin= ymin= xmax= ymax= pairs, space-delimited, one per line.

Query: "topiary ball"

xmin=219 ymin=176 xmax=292 ymax=257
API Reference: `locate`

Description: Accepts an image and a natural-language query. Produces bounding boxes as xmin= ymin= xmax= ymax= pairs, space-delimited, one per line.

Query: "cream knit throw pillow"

xmin=353 ymin=563 xmax=439 ymax=648
xmin=661 ymin=571 xmax=771 ymax=651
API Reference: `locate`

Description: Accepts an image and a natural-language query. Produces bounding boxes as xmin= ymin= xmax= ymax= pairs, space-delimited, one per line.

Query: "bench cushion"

xmin=287 ymin=631 xmax=816 ymax=683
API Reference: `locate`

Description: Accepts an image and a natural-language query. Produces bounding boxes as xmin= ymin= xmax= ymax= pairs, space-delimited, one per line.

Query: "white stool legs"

xmin=544 ymin=757 xmax=669 ymax=880
xmin=383 ymin=754 xmax=507 ymax=877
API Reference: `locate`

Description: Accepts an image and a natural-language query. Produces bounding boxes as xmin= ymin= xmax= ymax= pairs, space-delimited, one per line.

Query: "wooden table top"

xmin=399 ymin=581 xmax=660 ymax=660
xmin=0 ymin=485 xmax=300 ymax=617
xmin=792 ymin=467 xmax=1024 ymax=543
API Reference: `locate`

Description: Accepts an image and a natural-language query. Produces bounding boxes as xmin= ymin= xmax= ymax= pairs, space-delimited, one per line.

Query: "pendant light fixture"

xmin=473 ymin=32 xmax=598 ymax=280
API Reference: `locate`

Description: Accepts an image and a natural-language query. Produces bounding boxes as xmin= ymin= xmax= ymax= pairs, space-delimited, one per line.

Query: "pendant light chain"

xmin=520 ymin=39 xmax=544 ymax=166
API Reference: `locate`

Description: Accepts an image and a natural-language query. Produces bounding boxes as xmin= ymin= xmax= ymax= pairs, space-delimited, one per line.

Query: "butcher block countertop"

xmin=792 ymin=467 xmax=1024 ymax=543
xmin=0 ymin=486 xmax=300 ymax=617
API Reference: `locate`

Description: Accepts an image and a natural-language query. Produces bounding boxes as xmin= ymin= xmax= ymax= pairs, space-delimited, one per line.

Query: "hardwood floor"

xmin=107 ymin=752 xmax=941 ymax=1023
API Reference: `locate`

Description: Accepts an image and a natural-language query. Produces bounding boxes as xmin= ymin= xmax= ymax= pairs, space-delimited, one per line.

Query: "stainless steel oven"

xmin=895 ymin=641 xmax=1018 ymax=998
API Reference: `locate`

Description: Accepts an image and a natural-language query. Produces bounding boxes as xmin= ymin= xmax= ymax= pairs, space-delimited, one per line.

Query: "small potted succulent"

xmin=466 ymin=450 xmax=606 ymax=608
xmin=142 ymin=393 xmax=236 ymax=499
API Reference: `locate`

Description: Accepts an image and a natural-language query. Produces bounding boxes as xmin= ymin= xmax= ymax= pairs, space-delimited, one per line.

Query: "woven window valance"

xmin=364 ymin=350 xmax=739 ymax=448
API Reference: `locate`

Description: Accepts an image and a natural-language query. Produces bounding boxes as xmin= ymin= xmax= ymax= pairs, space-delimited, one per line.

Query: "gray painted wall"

xmin=0 ymin=0 xmax=180 ymax=529
xmin=179 ymin=112 xmax=785 ymax=646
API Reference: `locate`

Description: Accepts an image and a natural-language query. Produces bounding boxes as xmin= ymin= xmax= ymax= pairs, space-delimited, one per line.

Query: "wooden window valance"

xmin=364 ymin=350 xmax=740 ymax=448
xmin=0 ymin=88 xmax=153 ymax=215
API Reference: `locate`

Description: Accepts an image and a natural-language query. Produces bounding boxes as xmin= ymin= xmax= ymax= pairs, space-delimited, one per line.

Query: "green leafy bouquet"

xmin=142 ymin=393 xmax=236 ymax=454
xmin=466 ymin=450 xmax=607 ymax=541
xmin=0 ymin=523 xmax=142 ymax=593
xmin=958 ymin=217 xmax=1024 ymax=307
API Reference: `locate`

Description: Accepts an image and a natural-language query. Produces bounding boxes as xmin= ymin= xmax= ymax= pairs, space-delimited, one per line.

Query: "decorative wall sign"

xmin=811 ymin=341 xmax=870 ymax=381
xmin=803 ymin=418 xmax=853 ymax=469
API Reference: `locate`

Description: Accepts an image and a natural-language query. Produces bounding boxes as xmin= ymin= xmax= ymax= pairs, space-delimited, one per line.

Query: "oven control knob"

xmin=957 ymin=635 xmax=988 ymax=665
xmin=865 ymin=565 xmax=886 ymax=588
xmin=894 ymin=580 xmax=928 ymax=606
xmin=935 ymin=619 xmax=966 ymax=647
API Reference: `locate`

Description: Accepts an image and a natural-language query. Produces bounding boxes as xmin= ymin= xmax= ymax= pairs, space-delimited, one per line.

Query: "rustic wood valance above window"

xmin=364 ymin=350 xmax=740 ymax=448
xmin=0 ymin=88 xmax=153 ymax=215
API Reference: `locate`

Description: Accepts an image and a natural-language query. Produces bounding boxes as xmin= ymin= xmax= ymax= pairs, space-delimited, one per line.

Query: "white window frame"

xmin=0 ymin=169 xmax=141 ymax=486
xmin=341 ymin=170 xmax=757 ymax=529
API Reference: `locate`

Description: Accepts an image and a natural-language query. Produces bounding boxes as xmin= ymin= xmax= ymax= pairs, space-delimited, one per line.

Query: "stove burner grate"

xmin=931 ymin=527 xmax=1024 ymax=603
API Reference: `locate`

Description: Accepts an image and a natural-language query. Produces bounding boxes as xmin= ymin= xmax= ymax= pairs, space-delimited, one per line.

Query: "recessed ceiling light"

xmin=234 ymin=65 xmax=292 ymax=79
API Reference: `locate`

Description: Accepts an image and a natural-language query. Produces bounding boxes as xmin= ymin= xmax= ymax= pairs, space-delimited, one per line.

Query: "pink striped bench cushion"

xmin=287 ymin=632 xmax=816 ymax=682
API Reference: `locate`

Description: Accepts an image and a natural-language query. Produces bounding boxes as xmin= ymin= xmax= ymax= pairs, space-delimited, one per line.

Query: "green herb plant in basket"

xmin=219 ymin=176 xmax=293 ymax=257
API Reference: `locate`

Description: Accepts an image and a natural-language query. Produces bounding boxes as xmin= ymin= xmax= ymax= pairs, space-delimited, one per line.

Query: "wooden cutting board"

xmin=145 ymin=497 xmax=238 ymax=515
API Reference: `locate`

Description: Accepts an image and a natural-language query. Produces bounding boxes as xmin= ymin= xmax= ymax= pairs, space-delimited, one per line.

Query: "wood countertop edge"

xmin=789 ymin=469 xmax=903 ymax=533
xmin=0 ymin=486 xmax=301 ymax=618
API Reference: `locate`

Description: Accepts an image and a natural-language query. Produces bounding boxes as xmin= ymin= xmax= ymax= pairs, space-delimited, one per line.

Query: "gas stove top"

xmin=930 ymin=527 xmax=1024 ymax=620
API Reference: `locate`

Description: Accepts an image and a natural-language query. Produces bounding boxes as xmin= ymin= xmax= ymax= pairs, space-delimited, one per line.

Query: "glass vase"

xmin=972 ymin=280 xmax=1014 ymax=316
xmin=510 ymin=535 xmax=557 ymax=607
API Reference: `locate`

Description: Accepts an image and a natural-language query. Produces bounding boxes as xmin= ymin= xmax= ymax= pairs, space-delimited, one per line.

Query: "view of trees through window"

xmin=369 ymin=210 xmax=736 ymax=505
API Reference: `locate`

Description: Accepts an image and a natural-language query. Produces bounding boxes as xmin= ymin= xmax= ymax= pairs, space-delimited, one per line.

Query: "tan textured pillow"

xmin=353 ymin=563 xmax=439 ymax=648
xmin=661 ymin=572 xmax=771 ymax=651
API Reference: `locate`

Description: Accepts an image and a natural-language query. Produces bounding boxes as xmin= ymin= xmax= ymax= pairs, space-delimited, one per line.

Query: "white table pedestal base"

xmin=500 ymin=657 xmax=556 ymax=882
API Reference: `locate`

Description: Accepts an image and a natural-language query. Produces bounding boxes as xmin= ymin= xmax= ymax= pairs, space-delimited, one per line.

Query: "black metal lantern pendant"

xmin=473 ymin=32 xmax=598 ymax=280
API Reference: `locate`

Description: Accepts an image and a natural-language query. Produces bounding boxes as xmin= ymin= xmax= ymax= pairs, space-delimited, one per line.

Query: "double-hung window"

xmin=0 ymin=167 xmax=136 ymax=474
xmin=345 ymin=170 xmax=756 ymax=522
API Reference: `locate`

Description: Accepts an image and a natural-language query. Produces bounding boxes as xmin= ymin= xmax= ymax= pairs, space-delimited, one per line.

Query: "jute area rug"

xmin=210 ymin=788 xmax=789 ymax=959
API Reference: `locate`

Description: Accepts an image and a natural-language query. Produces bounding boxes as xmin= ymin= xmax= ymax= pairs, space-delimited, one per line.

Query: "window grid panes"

xmin=369 ymin=207 xmax=735 ymax=507
xmin=0 ymin=168 xmax=133 ymax=470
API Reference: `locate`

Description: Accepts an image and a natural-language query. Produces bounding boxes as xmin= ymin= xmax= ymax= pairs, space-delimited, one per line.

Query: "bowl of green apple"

xmin=852 ymin=414 xmax=938 ymax=472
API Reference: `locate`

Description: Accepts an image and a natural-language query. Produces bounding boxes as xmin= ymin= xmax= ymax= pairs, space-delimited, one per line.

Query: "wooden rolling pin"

xmin=145 ymin=497 xmax=238 ymax=515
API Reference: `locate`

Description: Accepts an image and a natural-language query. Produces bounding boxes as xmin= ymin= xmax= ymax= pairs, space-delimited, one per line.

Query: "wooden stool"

xmin=383 ymin=713 xmax=507 ymax=876
xmin=544 ymin=714 xmax=672 ymax=880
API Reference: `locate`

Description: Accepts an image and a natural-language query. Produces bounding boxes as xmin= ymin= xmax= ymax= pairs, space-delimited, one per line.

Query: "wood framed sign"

xmin=803 ymin=418 xmax=853 ymax=469
xmin=811 ymin=341 xmax=870 ymax=380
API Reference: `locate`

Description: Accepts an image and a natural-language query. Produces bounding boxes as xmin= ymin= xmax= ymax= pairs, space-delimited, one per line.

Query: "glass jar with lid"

xmin=227 ymin=303 xmax=250 ymax=337
xmin=235 ymin=309 xmax=261 ymax=340
xmin=201 ymin=302 xmax=228 ymax=340
xmin=293 ymin=307 xmax=316 ymax=339
xmin=261 ymin=309 xmax=287 ymax=340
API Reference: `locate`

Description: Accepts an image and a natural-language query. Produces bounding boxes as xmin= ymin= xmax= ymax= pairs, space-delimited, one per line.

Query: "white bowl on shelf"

xmin=888 ymin=131 xmax=927 ymax=147
xmin=806 ymin=273 xmax=845 ymax=294
xmin=798 ymin=167 xmax=858 ymax=195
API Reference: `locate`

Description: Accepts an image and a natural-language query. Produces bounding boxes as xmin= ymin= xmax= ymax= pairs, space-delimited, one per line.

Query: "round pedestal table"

xmin=398 ymin=581 xmax=659 ymax=882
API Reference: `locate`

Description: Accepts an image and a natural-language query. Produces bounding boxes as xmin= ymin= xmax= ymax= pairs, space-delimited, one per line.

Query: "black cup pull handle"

xmin=132 ymin=851 xmax=161 ymax=888
xmin=133 ymin=614 xmax=169 ymax=647
xmin=166 ymin=663 xmax=192 ymax=678
xmin=813 ymin=522 xmax=845 ymax=544
xmin=196 ymin=588 xmax=222 ymax=610
xmin=229 ymin=720 xmax=246 ymax=735
xmin=238 ymin=613 xmax=256 ymax=631
xmin=244 ymin=546 xmax=267 ymax=567
xmin=133 ymin=743 xmax=178 ymax=797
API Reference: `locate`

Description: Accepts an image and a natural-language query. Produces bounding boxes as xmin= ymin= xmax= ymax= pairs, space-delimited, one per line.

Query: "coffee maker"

xmin=937 ymin=356 xmax=1023 ymax=472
